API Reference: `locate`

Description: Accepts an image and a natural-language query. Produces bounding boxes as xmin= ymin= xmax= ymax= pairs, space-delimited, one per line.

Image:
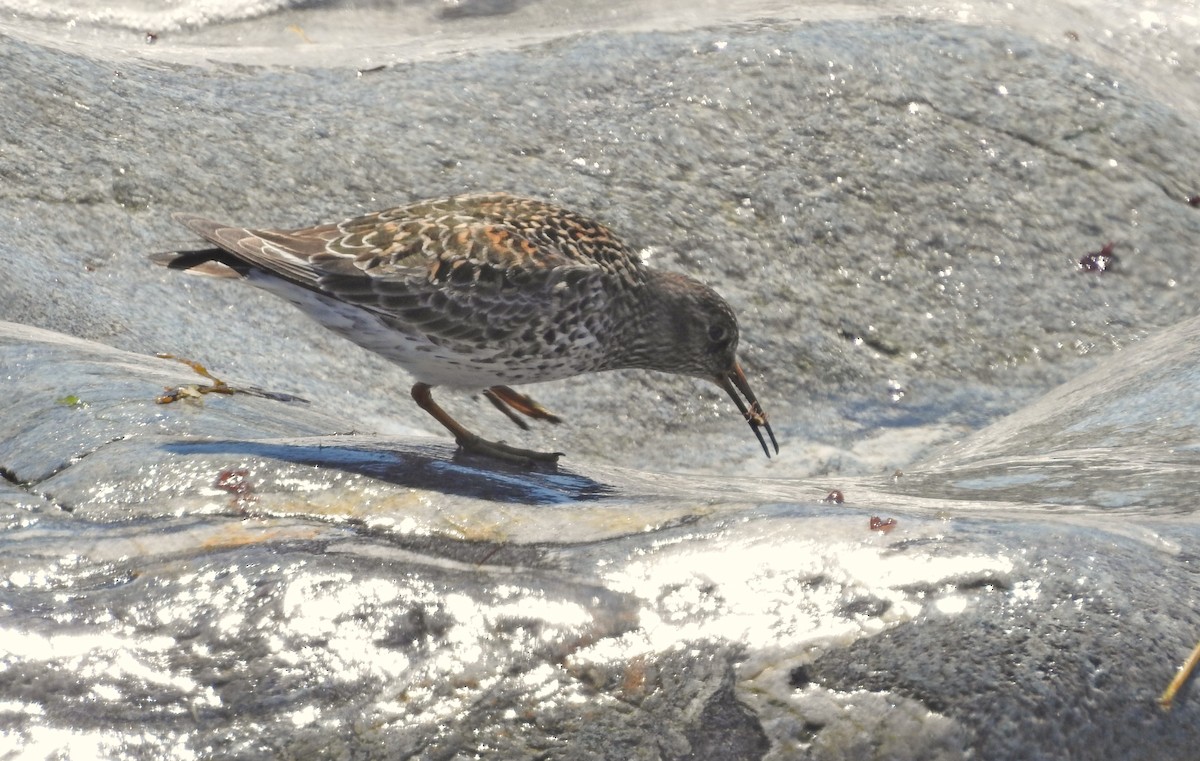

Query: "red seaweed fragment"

xmin=1078 ymin=241 xmax=1118 ymax=273
xmin=214 ymin=467 xmax=257 ymax=512
xmin=214 ymin=468 xmax=254 ymax=496
xmin=869 ymin=516 xmax=897 ymax=532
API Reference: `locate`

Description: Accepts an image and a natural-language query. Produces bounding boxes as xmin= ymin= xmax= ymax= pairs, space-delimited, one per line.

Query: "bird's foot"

xmin=455 ymin=433 xmax=563 ymax=465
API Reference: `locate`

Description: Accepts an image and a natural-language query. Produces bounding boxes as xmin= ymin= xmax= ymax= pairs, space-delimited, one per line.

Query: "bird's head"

xmin=618 ymin=270 xmax=780 ymax=458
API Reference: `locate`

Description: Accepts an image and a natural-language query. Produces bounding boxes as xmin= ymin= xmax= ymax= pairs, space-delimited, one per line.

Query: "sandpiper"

xmin=152 ymin=193 xmax=778 ymax=464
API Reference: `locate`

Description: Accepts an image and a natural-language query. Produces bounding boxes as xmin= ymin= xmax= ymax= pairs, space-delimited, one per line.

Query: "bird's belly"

xmin=250 ymin=274 xmax=593 ymax=389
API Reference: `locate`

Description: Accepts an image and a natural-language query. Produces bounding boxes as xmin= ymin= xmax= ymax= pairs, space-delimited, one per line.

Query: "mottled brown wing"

xmin=309 ymin=194 xmax=645 ymax=348
xmin=316 ymin=193 xmax=643 ymax=273
xmin=176 ymin=194 xmax=643 ymax=349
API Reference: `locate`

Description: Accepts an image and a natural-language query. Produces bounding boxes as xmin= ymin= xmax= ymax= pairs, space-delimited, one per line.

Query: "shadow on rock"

xmin=160 ymin=437 xmax=617 ymax=505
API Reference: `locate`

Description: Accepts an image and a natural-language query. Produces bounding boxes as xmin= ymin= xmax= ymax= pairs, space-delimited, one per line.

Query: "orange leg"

xmin=483 ymin=385 xmax=563 ymax=430
xmin=411 ymin=383 xmax=562 ymax=464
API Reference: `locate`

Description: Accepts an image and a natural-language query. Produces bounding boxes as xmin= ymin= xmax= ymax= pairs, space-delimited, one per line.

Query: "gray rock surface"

xmin=2 ymin=3 xmax=1199 ymax=759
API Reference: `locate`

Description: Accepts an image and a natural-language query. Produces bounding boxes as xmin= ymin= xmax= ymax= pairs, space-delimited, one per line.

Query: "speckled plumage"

xmin=153 ymin=193 xmax=778 ymax=463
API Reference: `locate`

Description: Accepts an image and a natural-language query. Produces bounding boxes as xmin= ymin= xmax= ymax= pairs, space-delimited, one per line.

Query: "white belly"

xmin=247 ymin=273 xmax=588 ymax=389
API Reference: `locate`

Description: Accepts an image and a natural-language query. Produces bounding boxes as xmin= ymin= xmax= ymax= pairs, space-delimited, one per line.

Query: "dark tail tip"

xmin=149 ymin=248 xmax=249 ymax=279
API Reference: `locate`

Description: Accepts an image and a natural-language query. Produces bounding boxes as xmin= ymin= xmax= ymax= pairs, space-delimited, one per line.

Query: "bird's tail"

xmin=148 ymin=248 xmax=250 ymax=279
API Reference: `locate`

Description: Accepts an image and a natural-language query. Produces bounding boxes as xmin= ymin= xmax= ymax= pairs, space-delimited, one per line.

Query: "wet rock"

xmin=3 ymin=5 xmax=1200 ymax=759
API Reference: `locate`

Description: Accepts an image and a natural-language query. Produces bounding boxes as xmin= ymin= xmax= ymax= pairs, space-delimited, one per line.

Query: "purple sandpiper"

xmin=152 ymin=193 xmax=778 ymax=464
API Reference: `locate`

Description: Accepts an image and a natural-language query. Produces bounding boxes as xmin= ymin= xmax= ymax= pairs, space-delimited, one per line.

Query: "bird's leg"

xmin=412 ymin=383 xmax=562 ymax=464
xmin=483 ymin=385 xmax=563 ymax=430
xmin=484 ymin=389 xmax=531 ymax=430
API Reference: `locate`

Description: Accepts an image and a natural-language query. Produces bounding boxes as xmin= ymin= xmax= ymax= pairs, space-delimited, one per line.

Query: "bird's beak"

xmin=717 ymin=362 xmax=779 ymax=458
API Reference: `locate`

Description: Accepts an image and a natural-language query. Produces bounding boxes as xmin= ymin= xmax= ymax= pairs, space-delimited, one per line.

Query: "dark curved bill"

xmin=716 ymin=362 xmax=780 ymax=458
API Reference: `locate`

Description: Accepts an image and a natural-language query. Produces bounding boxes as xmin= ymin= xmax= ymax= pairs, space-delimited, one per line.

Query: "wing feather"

xmin=171 ymin=194 xmax=641 ymax=352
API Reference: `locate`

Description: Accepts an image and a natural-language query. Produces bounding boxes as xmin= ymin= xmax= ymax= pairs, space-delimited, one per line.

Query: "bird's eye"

xmin=708 ymin=324 xmax=727 ymax=344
